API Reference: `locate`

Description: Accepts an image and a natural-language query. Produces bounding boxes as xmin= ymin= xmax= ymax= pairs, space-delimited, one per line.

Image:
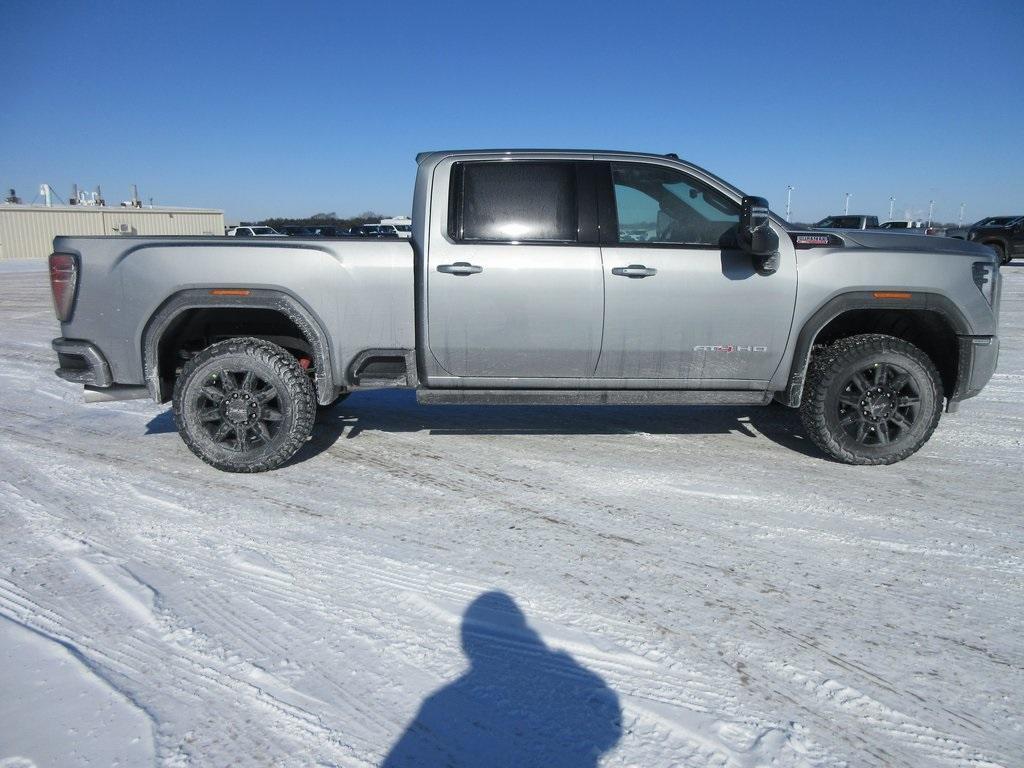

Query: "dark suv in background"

xmin=966 ymin=216 xmax=1023 ymax=264
xmin=812 ymin=215 xmax=880 ymax=230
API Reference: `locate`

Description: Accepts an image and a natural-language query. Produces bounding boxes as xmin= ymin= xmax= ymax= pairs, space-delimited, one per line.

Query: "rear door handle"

xmin=612 ymin=264 xmax=657 ymax=278
xmin=437 ymin=262 xmax=483 ymax=276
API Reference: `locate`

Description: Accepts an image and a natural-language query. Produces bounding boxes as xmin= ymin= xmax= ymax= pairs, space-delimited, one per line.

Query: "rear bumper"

xmin=949 ymin=335 xmax=999 ymax=408
xmin=52 ymin=338 xmax=113 ymax=387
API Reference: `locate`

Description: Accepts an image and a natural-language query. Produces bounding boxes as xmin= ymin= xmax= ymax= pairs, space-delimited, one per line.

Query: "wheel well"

xmin=155 ymin=307 xmax=315 ymax=401
xmin=812 ymin=309 xmax=958 ymax=396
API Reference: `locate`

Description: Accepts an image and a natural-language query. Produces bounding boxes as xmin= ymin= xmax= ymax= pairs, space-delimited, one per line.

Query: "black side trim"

xmin=142 ymin=289 xmax=334 ymax=404
xmin=347 ymin=348 xmax=417 ymax=388
xmin=951 ymin=335 xmax=998 ymax=405
xmin=595 ymin=161 xmax=618 ymax=245
xmin=575 ymin=162 xmax=600 ymax=244
xmin=782 ymin=291 xmax=971 ymax=407
xmin=52 ymin=338 xmax=113 ymax=387
xmin=417 ymin=389 xmax=771 ymax=406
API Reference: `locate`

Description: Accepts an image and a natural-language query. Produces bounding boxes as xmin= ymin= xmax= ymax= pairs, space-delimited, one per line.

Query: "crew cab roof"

xmin=414 ymin=148 xmax=751 ymax=222
xmin=416 ymin=148 xmax=686 ymax=164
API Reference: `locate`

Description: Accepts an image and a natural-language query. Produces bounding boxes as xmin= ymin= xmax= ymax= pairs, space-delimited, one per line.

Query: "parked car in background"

xmin=812 ymin=215 xmax=879 ymax=230
xmin=226 ymin=226 xmax=282 ymax=237
xmin=279 ymin=226 xmax=315 ymax=237
xmin=966 ymin=216 xmax=1024 ymax=264
xmin=358 ymin=224 xmax=394 ymax=237
xmin=50 ymin=148 xmax=1001 ymax=472
xmin=380 ymin=217 xmax=414 ymax=238
xmin=882 ymin=220 xmax=945 ymax=235
xmin=880 ymin=220 xmax=924 ymax=230
xmin=382 ymin=223 xmax=413 ymax=238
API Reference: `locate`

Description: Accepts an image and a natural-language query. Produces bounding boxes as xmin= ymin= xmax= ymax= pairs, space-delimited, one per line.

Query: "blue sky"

xmin=2 ymin=0 xmax=1022 ymax=224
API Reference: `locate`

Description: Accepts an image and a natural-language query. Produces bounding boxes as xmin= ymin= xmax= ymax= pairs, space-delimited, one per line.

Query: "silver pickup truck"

xmin=49 ymin=149 xmax=1001 ymax=471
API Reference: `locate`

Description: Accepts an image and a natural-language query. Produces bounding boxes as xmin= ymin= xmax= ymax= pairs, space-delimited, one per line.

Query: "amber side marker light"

xmin=873 ymin=291 xmax=912 ymax=300
xmin=209 ymin=288 xmax=251 ymax=296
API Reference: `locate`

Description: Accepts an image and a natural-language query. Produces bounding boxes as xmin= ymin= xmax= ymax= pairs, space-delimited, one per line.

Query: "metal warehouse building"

xmin=0 ymin=205 xmax=225 ymax=261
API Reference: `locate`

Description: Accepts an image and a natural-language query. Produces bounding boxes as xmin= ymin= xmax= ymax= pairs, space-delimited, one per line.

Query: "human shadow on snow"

xmin=382 ymin=591 xmax=621 ymax=768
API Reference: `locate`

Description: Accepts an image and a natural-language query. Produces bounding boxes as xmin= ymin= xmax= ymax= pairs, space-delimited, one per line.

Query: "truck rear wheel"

xmin=800 ymin=334 xmax=942 ymax=465
xmin=172 ymin=337 xmax=316 ymax=472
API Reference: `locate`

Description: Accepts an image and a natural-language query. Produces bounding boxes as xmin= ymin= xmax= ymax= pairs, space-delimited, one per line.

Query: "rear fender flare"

xmin=142 ymin=288 xmax=334 ymax=404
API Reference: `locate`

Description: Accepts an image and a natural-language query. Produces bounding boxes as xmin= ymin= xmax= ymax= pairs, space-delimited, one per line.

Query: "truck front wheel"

xmin=172 ymin=337 xmax=316 ymax=472
xmin=800 ymin=334 xmax=942 ymax=465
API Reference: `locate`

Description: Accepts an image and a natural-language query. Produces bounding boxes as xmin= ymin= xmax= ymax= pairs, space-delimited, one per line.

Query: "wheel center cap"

xmin=862 ymin=389 xmax=895 ymax=420
xmin=224 ymin=397 xmax=253 ymax=424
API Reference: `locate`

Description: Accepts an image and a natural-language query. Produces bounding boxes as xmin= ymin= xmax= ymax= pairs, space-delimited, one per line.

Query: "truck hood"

xmin=838 ymin=230 xmax=995 ymax=257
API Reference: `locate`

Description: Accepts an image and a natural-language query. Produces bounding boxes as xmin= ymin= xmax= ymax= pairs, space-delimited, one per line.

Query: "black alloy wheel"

xmin=194 ymin=368 xmax=284 ymax=452
xmin=173 ymin=337 xmax=316 ymax=472
xmin=836 ymin=362 xmax=920 ymax=446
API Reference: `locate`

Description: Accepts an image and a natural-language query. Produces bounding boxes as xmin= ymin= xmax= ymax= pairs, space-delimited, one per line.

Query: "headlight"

xmin=973 ymin=261 xmax=997 ymax=305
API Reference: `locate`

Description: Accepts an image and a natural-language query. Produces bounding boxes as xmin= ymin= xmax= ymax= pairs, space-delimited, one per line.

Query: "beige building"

xmin=0 ymin=204 xmax=225 ymax=261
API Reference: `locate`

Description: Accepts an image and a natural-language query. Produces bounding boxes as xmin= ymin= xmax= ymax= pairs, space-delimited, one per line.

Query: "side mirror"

xmin=739 ymin=196 xmax=780 ymax=274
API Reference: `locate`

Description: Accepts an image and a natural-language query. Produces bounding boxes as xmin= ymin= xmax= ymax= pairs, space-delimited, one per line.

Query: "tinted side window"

xmin=610 ymin=162 xmax=739 ymax=246
xmin=452 ymin=161 xmax=577 ymax=242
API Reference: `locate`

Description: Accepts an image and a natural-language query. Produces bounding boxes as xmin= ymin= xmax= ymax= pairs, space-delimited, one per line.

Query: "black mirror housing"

xmin=739 ymin=195 xmax=780 ymax=273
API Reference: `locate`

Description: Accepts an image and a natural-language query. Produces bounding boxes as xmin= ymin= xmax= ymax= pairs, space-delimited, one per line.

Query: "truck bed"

xmin=53 ymin=235 xmax=415 ymax=395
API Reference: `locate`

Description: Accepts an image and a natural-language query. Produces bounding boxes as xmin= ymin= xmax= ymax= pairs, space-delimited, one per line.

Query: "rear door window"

xmin=450 ymin=161 xmax=577 ymax=243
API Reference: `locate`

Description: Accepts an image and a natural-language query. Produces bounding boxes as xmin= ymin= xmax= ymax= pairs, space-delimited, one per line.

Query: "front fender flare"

xmin=779 ymin=290 xmax=970 ymax=407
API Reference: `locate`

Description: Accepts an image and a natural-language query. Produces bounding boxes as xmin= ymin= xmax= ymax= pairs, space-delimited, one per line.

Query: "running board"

xmin=416 ymin=389 xmax=772 ymax=406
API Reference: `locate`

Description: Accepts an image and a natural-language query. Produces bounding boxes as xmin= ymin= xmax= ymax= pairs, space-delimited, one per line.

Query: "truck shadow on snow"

xmin=381 ymin=590 xmax=621 ymax=767
xmin=145 ymin=389 xmax=822 ymax=464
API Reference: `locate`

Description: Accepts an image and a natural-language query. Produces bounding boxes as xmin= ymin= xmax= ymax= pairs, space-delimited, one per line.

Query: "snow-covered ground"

xmin=1 ymin=260 xmax=1021 ymax=767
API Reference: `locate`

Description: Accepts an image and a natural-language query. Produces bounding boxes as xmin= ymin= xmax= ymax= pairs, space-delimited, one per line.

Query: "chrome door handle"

xmin=437 ymin=262 xmax=483 ymax=276
xmin=612 ymin=264 xmax=657 ymax=278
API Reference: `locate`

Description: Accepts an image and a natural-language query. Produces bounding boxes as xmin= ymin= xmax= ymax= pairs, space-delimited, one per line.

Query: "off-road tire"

xmin=800 ymin=334 xmax=942 ymax=465
xmin=173 ymin=337 xmax=316 ymax=472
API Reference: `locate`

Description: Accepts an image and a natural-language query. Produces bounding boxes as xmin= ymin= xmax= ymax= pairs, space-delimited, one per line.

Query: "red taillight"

xmin=49 ymin=252 xmax=78 ymax=322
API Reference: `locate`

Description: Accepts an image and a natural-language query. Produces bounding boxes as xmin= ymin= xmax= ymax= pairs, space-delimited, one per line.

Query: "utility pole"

xmin=927 ymin=200 xmax=934 ymax=227
xmin=844 ymin=192 xmax=851 ymax=215
xmin=888 ymin=196 xmax=895 ymax=221
xmin=785 ymin=185 xmax=794 ymax=221
xmin=958 ymin=202 xmax=965 ymax=227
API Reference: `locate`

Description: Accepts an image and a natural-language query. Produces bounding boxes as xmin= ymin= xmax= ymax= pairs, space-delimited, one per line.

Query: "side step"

xmin=416 ymin=389 xmax=772 ymax=406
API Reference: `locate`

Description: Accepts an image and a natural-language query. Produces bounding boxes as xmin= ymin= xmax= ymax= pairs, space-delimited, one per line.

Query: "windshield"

xmin=976 ymin=217 xmax=1018 ymax=227
xmin=397 ymin=225 xmax=412 ymax=232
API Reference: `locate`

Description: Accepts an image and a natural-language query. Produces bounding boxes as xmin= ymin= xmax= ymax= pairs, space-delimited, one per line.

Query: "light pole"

xmin=786 ymin=185 xmax=794 ymax=221
xmin=844 ymin=192 xmax=851 ymax=215
xmin=888 ymin=196 xmax=895 ymax=221
xmin=958 ymin=202 xmax=965 ymax=227
xmin=927 ymin=200 xmax=934 ymax=228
